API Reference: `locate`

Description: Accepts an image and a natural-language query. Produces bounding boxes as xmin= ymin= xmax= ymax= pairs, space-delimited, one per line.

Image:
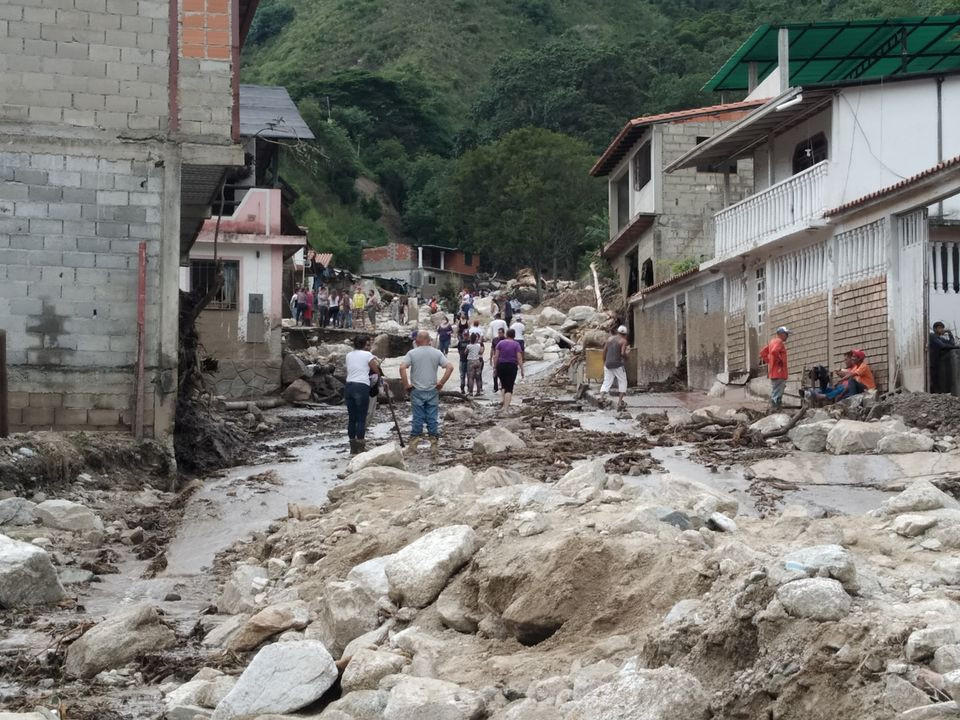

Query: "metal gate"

xmin=895 ymin=209 xmax=928 ymax=390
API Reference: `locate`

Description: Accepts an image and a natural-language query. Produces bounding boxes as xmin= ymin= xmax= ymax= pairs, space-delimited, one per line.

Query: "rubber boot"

xmin=348 ymin=438 xmax=359 ymax=455
xmin=429 ymin=435 xmax=439 ymax=457
xmin=356 ymin=438 xmax=366 ymax=453
xmin=405 ymin=435 xmax=423 ymax=456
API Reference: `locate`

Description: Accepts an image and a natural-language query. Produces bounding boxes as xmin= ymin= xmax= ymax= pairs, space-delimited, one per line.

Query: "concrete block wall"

xmin=177 ymin=0 xmax=235 ymax=139
xmin=658 ymin=120 xmax=754 ymax=269
xmin=0 ymin=0 xmax=170 ymax=131
xmin=766 ymin=293 xmax=830 ymax=382
xmin=0 ymin=146 xmax=168 ymax=432
xmin=833 ymin=276 xmax=888 ymax=390
xmin=685 ymin=281 xmax=725 ymax=390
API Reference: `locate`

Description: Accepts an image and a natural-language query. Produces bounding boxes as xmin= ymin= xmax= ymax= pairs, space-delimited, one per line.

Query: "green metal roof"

xmin=705 ymin=15 xmax=960 ymax=92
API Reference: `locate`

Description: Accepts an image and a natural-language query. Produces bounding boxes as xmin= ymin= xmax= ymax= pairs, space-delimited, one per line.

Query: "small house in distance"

xmin=362 ymin=243 xmax=480 ymax=294
xmin=181 ymin=85 xmax=314 ymax=399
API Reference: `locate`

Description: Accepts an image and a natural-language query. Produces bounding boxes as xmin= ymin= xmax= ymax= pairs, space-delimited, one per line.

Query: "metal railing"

xmin=714 ymin=160 xmax=829 ymax=260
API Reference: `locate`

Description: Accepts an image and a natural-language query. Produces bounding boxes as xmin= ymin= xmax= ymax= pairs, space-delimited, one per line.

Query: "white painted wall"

xmin=752 ymin=108 xmax=831 ymax=192
xmin=607 ymin=128 xmax=656 ymax=238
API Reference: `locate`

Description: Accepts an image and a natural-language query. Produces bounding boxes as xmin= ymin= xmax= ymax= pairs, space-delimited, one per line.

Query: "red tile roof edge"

xmin=591 ymin=98 xmax=770 ymax=177
xmin=628 ymin=267 xmax=701 ymax=303
xmin=825 ymin=154 xmax=960 ymax=217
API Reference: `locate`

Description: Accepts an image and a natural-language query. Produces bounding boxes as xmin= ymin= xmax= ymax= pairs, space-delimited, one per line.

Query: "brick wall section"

xmin=658 ymin=119 xmax=755 ymax=270
xmin=0 ymin=148 xmax=165 ymax=431
xmin=766 ymin=293 xmax=830 ymax=382
xmin=832 ymin=276 xmax=888 ymax=391
xmin=362 ymin=243 xmax=415 ymax=274
xmin=0 ymin=0 xmax=170 ymax=131
xmin=444 ymin=250 xmax=479 ymax=276
xmin=181 ymin=0 xmax=230 ymax=59
xmin=726 ymin=311 xmax=746 ymax=372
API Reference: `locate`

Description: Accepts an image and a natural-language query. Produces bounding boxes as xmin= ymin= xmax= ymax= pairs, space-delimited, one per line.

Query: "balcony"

xmin=713 ymin=160 xmax=829 ymax=262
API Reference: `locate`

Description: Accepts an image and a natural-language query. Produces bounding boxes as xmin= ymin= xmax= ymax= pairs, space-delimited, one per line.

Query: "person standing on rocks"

xmin=465 ymin=330 xmax=484 ymax=396
xmin=399 ymin=330 xmax=453 ymax=455
xmin=352 ymin=286 xmax=367 ymax=328
xmin=599 ymin=325 xmax=630 ymax=409
xmin=509 ymin=315 xmax=526 ymax=352
xmin=366 ymin=289 xmax=379 ymax=329
xmin=316 ymin=287 xmax=330 ymax=328
xmin=760 ymin=326 xmax=790 ymax=410
xmin=493 ymin=328 xmax=524 ymax=409
xmin=344 ymin=335 xmax=381 ymax=455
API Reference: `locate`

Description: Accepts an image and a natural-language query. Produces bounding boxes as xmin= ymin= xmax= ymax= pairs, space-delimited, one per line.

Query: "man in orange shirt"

xmin=806 ymin=349 xmax=876 ymax=402
xmin=760 ymin=326 xmax=790 ymax=410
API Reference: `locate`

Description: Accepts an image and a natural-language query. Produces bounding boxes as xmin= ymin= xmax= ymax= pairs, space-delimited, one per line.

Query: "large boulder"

xmin=567 ymin=306 xmax=597 ymax=323
xmin=881 ymin=480 xmax=960 ymax=516
xmin=472 ymin=428 xmax=525 ymax=455
xmin=32 ymin=499 xmax=103 ymax=532
xmin=0 ymin=497 xmax=37 ymax=526
xmin=281 ymin=354 xmax=309 ymax=385
xmin=320 ymin=689 xmax=389 ymax=719
xmin=382 ymin=675 xmax=485 ymax=720
xmin=523 ymin=343 xmax=545 ymax=361
xmin=347 ymin=554 xmax=394 ymax=597
xmin=539 ymin=307 xmax=567 ymax=326
xmin=386 ymin=525 xmax=479 ymax=607
xmin=0 ymin=534 xmax=66 ymax=606
xmin=563 ymin=661 xmax=708 ymax=720
xmin=227 ymin=600 xmax=310 ymax=652
xmin=346 ymin=442 xmax=405 ymax=475
xmin=420 ymin=465 xmax=476 ymax=497
xmin=825 ymin=419 xmax=889 ymax=454
xmin=776 ymin=578 xmax=851 ymax=621
xmin=341 ymin=648 xmax=407 ymax=693
xmin=782 ymin=545 xmax=858 ymax=591
xmin=202 ymin=614 xmax=249 ymax=649
xmin=313 ymin=580 xmax=380 ymax=657
xmin=64 ymin=604 xmax=177 ymax=678
xmin=906 ymin=626 xmax=960 ymax=663
xmin=788 ymin=420 xmax=836 ymax=452
xmin=892 ymin=514 xmax=940 ymax=537
xmin=218 ymin=564 xmax=268 ymax=614
xmin=878 ymin=432 xmax=936 ymax=454
xmin=554 ymin=460 xmax=607 ymax=496
xmin=749 ymin=413 xmax=791 ymax=434
xmin=581 ymin=329 xmax=608 ymax=348
xmin=474 ymin=466 xmax=532 ymax=490
xmin=281 ymin=378 xmax=312 ymax=403
xmin=211 ymin=641 xmax=338 ymax=719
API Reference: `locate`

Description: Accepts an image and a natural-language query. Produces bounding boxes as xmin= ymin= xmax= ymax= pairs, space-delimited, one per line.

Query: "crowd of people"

xmin=289 ymin=284 xmax=382 ymax=330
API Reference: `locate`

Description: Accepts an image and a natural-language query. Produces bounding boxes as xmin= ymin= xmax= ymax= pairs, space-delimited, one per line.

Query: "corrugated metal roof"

xmin=591 ymin=99 xmax=768 ymax=177
xmin=824 ymin=153 xmax=960 ymax=216
xmin=239 ymin=84 xmax=315 ymax=140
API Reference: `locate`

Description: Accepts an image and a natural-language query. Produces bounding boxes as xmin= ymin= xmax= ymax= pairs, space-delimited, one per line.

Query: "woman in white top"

xmin=344 ymin=335 xmax=381 ymax=455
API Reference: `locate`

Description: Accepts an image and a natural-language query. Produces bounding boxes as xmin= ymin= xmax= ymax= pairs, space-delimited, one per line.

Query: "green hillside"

xmin=241 ymin=0 xmax=960 ymax=275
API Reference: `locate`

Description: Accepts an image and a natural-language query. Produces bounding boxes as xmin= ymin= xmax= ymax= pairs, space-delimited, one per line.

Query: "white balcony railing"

xmin=714 ymin=160 xmax=829 ymax=260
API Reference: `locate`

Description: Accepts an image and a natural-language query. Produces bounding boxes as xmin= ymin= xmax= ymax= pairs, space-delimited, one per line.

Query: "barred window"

xmin=190 ymin=259 xmax=239 ymax=310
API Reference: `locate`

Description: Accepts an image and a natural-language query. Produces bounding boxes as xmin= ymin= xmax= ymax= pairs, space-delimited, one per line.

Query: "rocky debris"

xmin=881 ymin=481 xmax=960 ymax=516
xmin=341 ymin=648 xmax=408 ymax=693
xmin=347 ymin=554 xmax=394 ymax=597
xmin=788 ymin=420 xmax=836 ymax=452
xmin=165 ymin=668 xmax=236 ymax=719
xmin=218 ymin=564 xmax=269 ymax=614
xmin=386 ymin=525 xmax=479 ymax=607
xmin=471 ymin=428 xmax=525 ymax=455
xmin=0 ymin=497 xmax=37 ymax=526
xmin=945 ymin=669 xmax=960 ymax=701
xmin=346 ymin=442 xmax=406 ymax=474
xmin=749 ymin=413 xmax=792 ymax=434
xmin=227 ymin=600 xmax=310 ymax=652
xmin=554 ymin=460 xmax=607 ymax=497
xmin=906 ymin=627 xmax=960 ymax=663
xmin=706 ymin=512 xmax=738 ymax=533
xmin=210 ymin=641 xmax=338 ymax=719
xmin=564 ymin=661 xmax=708 ymax=720
xmin=892 ymin=514 xmax=941 ymax=537
xmin=884 ymin=675 xmax=933 ymax=712
xmin=32 ymin=498 xmax=103 ymax=532
xmin=0 ymin=533 xmax=66 ymax=606
xmin=202 ymin=613 xmax=249 ymax=649
xmin=381 ymin=675 xmax=485 ymax=720
xmin=539 ymin=307 xmax=567 ymax=326
xmin=421 ymin=465 xmax=476 ymax=497
xmin=877 ymin=432 xmax=936 ymax=454
xmin=474 ymin=466 xmax=531 ymax=489
xmin=65 ymin=604 xmax=177 ymax=678
xmin=281 ymin=378 xmax=313 ymax=403
xmin=281 ymin=353 xmax=309 ymax=385
xmin=313 ymin=579 xmax=380 ymax=656
xmin=933 ymin=645 xmax=960 ymax=674
xmin=825 ymin=419 xmax=905 ymax=454
xmin=781 ymin=544 xmax=859 ymax=591
xmin=775 ymin=578 xmax=851 ymax=621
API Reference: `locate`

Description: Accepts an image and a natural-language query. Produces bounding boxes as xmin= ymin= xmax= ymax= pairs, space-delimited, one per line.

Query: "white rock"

xmin=878 ymin=432 xmax=936 ymax=454
xmin=523 ymin=343 xmax=545 ymax=361
xmin=218 ymin=564 xmax=268 ymax=614
xmin=567 ymin=306 xmax=597 ymax=322
xmin=933 ymin=645 xmax=960 ymax=674
xmin=382 ymin=675 xmax=485 ymax=720
xmin=421 ymin=465 xmax=476 ymax=497
xmin=706 ymin=512 xmax=738 ymax=533
xmin=563 ymin=661 xmax=708 ymax=720
xmin=314 ymin=580 xmax=380 ymax=657
xmin=65 ymin=603 xmax=176 ymax=678
xmin=539 ymin=307 xmax=567 ymax=326
xmin=944 ymin=669 xmax=960 ymax=700
xmin=788 ymin=420 xmax=836 ymax=452
xmin=472 ymin=428 xmax=525 ymax=455
xmin=906 ymin=626 xmax=960 ymax=662
xmin=386 ymin=525 xmax=479 ymax=607
xmin=32 ymin=499 xmax=103 ymax=532
xmin=572 ymin=661 xmax=618 ymax=697
xmin=0 ymin=497 xmax=37 ymax=526
xmin=825 ymin=419 xmax=891 ymax=454
xmin=202 ymin=614 xmax=249 ymax=648
xmin=554 ymin=460 xmax=607 ymax=496
xmin=347 ymin=554 xmax=395 ymax=597
xmin=210 ymin=640 xmax=338 ymax=719
xmin=341 ymin=621 xmax=393 ymax=659
xmin=341 ymin=648 xmax=407 ymax=693
xmin=884 ymin=675 xmax=932 ymax=712
xmin=782 ymin=544 xmax=859 ymax=590
xmin=436 ymin=583 xmax=478 ymax=633
xmin=474 ymin=467 xmax=531 ymax=489
xmin=165 ymin=678 xmax=209 ymax=718
xmin=892 ymin=514 xmax=940 ymax=537
xmin=882 ymin=480 xmax=960 ymax=516
xmin=346 ymin=442 xmax=406 ymax=474
xmin=776 ymin=578 xmax=851 ymax=621
xmin=0 ymin=533 xmax=66 ymax=606
xmin=516 ymin=511 xmax=548 ymax=537
xmin=663 ymin=599 xmax=704 ymax=626
xmin=198 ymin=675 xmax=236 ymax=709
xmin=749 ymin=413 xmax=792 ymax=434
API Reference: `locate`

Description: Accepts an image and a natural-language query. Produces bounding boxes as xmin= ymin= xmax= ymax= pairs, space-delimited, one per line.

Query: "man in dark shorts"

xmin=493 ymin=328 xmax=524 ymax=409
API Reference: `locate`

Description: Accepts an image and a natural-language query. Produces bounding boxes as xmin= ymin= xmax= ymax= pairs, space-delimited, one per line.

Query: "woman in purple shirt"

xmin=492 ymin=328 xmax=524 ymax=409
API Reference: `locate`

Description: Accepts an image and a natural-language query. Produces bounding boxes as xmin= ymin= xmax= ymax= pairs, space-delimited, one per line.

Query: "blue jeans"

xmin=439 ymin=338 xmax=450 ymax=355
xmin=411 ymin=388 xmax=439 ymax=437
xmin=344 ymin=382 xmax=370 ymax=439
xmin=770 ymin=378 xmax=786 ymax=408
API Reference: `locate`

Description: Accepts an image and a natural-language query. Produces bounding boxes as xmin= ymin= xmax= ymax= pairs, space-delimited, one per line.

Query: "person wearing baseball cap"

xmin=599 ymin=325 xmax=631 ymax=409
xmin=760 ymin=326 xmax=790 ymax=410
xmin=807 ymin=348 xmax=876 ymax=402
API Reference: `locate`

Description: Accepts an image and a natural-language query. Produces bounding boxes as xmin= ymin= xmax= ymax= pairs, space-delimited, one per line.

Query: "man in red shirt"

xmin=760 ymin=326 xmax=790 ymax=410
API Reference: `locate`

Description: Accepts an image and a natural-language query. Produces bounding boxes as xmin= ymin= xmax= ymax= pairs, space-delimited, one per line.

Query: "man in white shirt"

xmin=343 ymin=336 xmax=381 ymax=454
xmin=510 ymin=316 xmax=526 ymax=351
xmin=488 ymin=312 xmax=507 ymax=340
